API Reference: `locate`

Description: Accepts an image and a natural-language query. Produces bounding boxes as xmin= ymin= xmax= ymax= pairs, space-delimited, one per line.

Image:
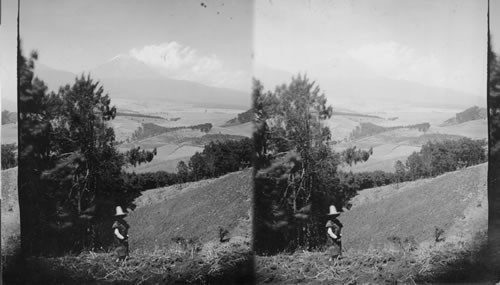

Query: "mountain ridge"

xmin=34 ymin=61 xmax=250 ymax=109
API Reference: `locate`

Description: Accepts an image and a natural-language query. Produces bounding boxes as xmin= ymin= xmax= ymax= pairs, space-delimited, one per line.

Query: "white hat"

xmin=327 ymin=205 xmax=340 ymax=216
xmin=115 ymin=206 xmax=127 ymax=216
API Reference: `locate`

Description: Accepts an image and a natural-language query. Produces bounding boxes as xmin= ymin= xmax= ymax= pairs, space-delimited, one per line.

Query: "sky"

xmin=0 ymin=0 xmax=18 ymax=111
xmin=2 ymin=0 xmax=500 ymax=112
xmin=255 ymin=0 xmax=490 ymax=104
xmin=17 ymin=0 xmax=252 ymax=92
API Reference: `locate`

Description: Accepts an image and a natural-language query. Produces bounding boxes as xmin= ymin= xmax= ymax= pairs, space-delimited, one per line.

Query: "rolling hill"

xmin=34 ymin=59 xmax=250 ymax=109
xmin=1 ymin=168 xmax=20 ymax=257
xmin=441 ymin=106 xmax=487 ymax=126
xmin=126 ymin=169 xmax=252 ymax=251
xmin=339 ymin=163 xmax=487 ymax=250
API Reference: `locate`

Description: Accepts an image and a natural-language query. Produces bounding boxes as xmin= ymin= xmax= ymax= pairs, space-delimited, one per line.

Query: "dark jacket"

xmin=112 ymin=219 xmax=129 ymax=241
xmin=325 ymin=218 xmax=343 ymax=256
xmin=112 ymin=218 xmax=129 ymax=258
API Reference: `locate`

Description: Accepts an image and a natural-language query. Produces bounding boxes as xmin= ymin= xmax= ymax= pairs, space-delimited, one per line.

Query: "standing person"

xmin=325 ymin=205 xmax=343 ymax=260
xmin=112 ymin=206 xmax=130 ymax=262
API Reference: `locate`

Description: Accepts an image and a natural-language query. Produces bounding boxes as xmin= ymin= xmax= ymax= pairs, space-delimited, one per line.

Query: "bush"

xmin=1 ymin=144 xmax=17 ymax=169
xmin=406 ymin=138 xmax=486 ymax=180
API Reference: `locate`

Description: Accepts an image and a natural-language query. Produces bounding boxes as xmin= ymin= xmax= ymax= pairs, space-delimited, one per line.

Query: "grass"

xmin=1 ymin=167 xmax=20 ymax=257
xmin=127 ymin=170 xmax=253 ymax=251
xmin=2 ymin=169 xmax=254 ymax=284
xmin=255 ymin=162 xmax=491 ymax=284
xmin=256 ymin=236 xmax=493 ymax=284
xmin=341 ymin=163 xmax=487 ymax=250
xmin=10 ymin=238 xmax=253 ymax=284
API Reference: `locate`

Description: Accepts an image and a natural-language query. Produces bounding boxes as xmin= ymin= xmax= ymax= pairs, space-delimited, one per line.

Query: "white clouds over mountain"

xmin=347 ymin=41 xmax=483 ymax=94
xmin=348 ymin=42 xmax=445 ymax=86
xmin=128 ymin=42 xmax=249 ymax=91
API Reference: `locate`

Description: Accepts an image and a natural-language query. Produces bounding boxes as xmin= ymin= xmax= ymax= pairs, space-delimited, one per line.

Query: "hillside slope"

xmin=339 ymin=163 xmax=487 ymax=250
xmin=127 ymin=170 xmax=253 ymax=251
xmin=1 ymin=167 xmax=20 ymax=257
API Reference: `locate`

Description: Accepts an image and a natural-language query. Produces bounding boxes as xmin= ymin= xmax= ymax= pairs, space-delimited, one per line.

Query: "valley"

xmin=329 ymin=106 xmax=487 ymax=173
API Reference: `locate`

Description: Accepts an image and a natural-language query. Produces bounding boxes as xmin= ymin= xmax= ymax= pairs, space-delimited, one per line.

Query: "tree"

xmin=1 ymin=144 xmax=17 ymax=169
xmin=18 ymin=47 xmax=57 ymax=256
xmin=394 ymin=160 xmax=406 ymax=186
xmin=176 ymin=161 xmax=189 ymax=183
xmin=487 ymin=29 xmax=500 ymax=278
xmin=254 ymin=75 xmax=336 ymax=253
xmin=18 ymin=47 xmax=150 ymax=255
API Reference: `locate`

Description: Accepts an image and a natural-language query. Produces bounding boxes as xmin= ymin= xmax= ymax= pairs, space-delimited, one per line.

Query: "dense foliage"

xmin=405 ymin=138 xmax=486 ymax=180
xmin=17 ymin=48 xmax=156 ymax=256
xmin=350 ymin=122 xmax=430 ymax=140
xmin=1 ymin=143 xmax=17 ymax=169
xmin=224 ymin=108 xmax=253 ymax=125
xmin=1 ymin=110 xmax=17 ymax=125
xmin=253 ymin=76 xmax=369 ymax=254
xmin=130 ymin=122 xmax=212 ymax=142
xmin=487 ymin=33 xmax=500 ymax=278
xmin=115 ymin=112 xmax=164 ymax=120
xmin=120 ymin=138 xmax=253 ymax=193
xmin=335 ymin=138 xmax=487 ymax=194
xmin=187 ymin=138 xmax=252 ymax=180
xmin=443 ymin=106 xmax=487 ymax=125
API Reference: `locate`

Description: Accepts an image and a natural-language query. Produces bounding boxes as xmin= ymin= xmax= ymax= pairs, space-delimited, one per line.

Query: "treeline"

xmin=224 ymin=109 xmax=253 ymax=125
xmin=442 ymin=106 xmax=487 ymax=126
xmin=350 ymin=122 xmax=430 ymax=140
xmin=337 ymin=170 xmax=396 ymax=192
xmin=1 ymin=143 xmax=17 ymax=169
xmin=17 ymin=49 xmax=159 ymax=256
xmin=403 ymin=137 xmax=486 ymax=180
xmin=2 ymin=110 xmax=17 ymax=125
xmin=189 ymin=134 xmax=247 ymax=146
xmin=338 ymin=138 xmax=487 ymax=193
xmin=331 ymin=111 xmax=382 ymax=119
xmin=116 ymin=112 xmax=165 ymax=120
xmin=123 ymin=138 xmax=253 ymax=192
xmin=130 ymin=122 xmax=213 ymax=141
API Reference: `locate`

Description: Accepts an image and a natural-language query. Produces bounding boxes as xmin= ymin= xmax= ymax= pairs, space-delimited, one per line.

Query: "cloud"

xmin=347 ymin=41 xmax=448 ymax=88
xmin=129 ymin=42 xmax=249 ymax=91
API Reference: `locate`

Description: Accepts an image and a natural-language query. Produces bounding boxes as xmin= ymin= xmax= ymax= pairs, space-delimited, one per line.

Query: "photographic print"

xmin=3 ymin=0 xmax=254 ymax=284
xmin=3 ymin=0 xmax=500 ymax=284
xmin=253 ymin=0 xmax=498 ymax=283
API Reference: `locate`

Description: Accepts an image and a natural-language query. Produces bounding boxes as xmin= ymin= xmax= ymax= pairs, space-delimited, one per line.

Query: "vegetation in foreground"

xmin=5 ymin=237 xmax=252 ymax=285
xmin=256 ymin=236 xmax=493 ymax=284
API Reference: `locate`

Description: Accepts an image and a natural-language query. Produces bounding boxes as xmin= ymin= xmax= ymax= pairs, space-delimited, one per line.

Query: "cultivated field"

xmin=329 ymin=106 xmax=487 ymax=173
xmin=111 ymin=101 xmax=252 ymax=175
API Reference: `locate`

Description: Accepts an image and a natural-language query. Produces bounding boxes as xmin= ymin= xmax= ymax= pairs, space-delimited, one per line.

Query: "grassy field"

xmin=257 ymin=163 xmax=490 ymax=284
xmin=1 ymin=168 xmax=20 ymax=259
xmin=209 ymin=122 xmax=253 ymax=138
xmin=341 ymin=163 xmax=487 ymax=249
xmin=2 ymin=169 xmax=254 ymax=284
xmin=127 ymin=169 xmax=252 ymax=250
xmin=331 ymin=115 xmax=486 ymax=173
xmin=120 ymin=127 xmax=250 ymax=174
xmin=431 ymin=119 xmax=488 ymax=140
